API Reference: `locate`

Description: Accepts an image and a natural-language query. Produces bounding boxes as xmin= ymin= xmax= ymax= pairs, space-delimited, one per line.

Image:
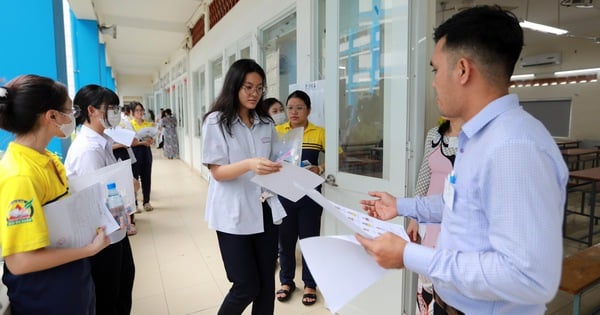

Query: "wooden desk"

xmin=566 ymin=167 xmax=600 ymax=247
xmin=559 ymin=244 xmax=600 ymax=315
xmin=561 ymin=149 xmax=600 ymax=170
xmin=556 ymin=139 xmax=581 ymax=149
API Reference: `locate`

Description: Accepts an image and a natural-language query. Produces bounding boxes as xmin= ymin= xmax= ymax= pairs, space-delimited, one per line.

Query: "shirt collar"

xmin=79 ymin=124 xmax=111 ymax=148
xmin=280 ymin=121 xmax=314 ymax=132
xmin=461 ymin=94 xmax=519 ymax=139
xmin=8 ymin=142 xmax=56 ymax=168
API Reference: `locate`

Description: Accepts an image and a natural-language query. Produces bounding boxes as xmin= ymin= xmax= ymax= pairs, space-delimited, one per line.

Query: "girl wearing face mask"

xmin=64 ymin=84 xmax=138 ymax=315
xmin=0 ymin=75 xmax=110 ymax=315
xmin=263 ymin=97 xmax=287 ymax=125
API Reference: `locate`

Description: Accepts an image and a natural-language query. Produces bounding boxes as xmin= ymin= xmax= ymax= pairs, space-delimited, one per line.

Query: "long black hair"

xmin=203 ymin=59 xmax=270 ymax=136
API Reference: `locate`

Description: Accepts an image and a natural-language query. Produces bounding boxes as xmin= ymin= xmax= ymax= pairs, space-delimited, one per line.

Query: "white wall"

xmin=115 ymin=74 xmax=154 ymax=104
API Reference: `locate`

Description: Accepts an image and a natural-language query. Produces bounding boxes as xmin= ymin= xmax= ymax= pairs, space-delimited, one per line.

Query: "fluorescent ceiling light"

xmin=554 ymin=67 xmax=600 ymax=76
xmin=510 ymin=74 xmax=535 ymax=80
xmin=519 ymin=20 xmax=568 ymax=35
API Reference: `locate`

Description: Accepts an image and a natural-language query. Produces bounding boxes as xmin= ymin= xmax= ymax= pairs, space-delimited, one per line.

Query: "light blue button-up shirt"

xmin=202 ymin=111 xmax=285 ymax=235
xmin=400 ymin=94 xmax=568 ymax=314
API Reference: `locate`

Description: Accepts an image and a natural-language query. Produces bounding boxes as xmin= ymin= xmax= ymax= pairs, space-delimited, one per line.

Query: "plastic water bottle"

xmin=106 ymin=182 xmax=126 ymax=225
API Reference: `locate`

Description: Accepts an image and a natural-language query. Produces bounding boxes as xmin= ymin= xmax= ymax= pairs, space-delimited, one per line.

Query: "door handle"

xmin=325 ymin=174 xmax=338 ymax=187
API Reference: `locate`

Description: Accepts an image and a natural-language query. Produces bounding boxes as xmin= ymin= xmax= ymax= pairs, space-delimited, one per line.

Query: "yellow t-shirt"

xmin=130 ymin=119 xmax=154 ymax=132
xmin=0 ymin=142 xmax=69 ymax=257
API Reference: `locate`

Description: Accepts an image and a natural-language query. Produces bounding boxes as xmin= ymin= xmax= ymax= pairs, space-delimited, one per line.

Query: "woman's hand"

xmin=406 ymin=219 xmax=420 ymax=242
xmin=88 ymin=227 xmax=110 ymax=255
xmin=249 ymin=157 xmax=282 ymax=175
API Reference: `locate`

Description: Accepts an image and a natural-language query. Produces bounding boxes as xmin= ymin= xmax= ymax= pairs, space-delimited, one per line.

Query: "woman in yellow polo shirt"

xmin=275 ymin=90 xmax=325 ymax=306
xmin=129 ymin=101 xmax=155 ymax=212
xmin=0 ymin=74 xmax=110 ymax=314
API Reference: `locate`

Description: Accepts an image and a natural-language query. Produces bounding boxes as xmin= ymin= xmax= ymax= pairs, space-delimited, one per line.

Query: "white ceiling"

xmin=68 ymin=0 xmax=206 ymax=78
xmin=66 ymin=0 xmax=600 ymax=79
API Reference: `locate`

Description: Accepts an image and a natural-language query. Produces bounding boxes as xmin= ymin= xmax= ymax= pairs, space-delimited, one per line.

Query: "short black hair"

xmin=286 ymin=90 xmax=311 ymax=109
xmin=433 ymin=5 xmax=523 ymax=83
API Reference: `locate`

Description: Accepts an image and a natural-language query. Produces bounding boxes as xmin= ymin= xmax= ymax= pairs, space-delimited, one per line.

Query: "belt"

xmin=433 ymin=290 xmax=465 ymax=315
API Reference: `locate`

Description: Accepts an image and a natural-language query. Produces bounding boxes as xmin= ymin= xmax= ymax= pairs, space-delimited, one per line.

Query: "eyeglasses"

xmin=286 ymin=106 xmax=307 ymax=112
xmin=106 ymin=105 xmax=120 ymax=115
xmin=66 ymin=105 xmax=81 ymax=118
xmin=241 ymin=85 xmax=267 ymax=95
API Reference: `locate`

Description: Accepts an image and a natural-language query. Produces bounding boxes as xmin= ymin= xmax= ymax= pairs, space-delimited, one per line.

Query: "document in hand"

xmin=297 ymin=189 xmax=410 ymax=313
xmin=250 ymin=161 xmax=324 ymax=202
xmin=104 ymin=127 xmax=136 ymax=146
xmin=68 ymin=160 xmax=136 ymax=243
xmin=43 ymin=183 xmax=119 ymax=248
xmin=135 ymin=126 xmax=158 ymax=139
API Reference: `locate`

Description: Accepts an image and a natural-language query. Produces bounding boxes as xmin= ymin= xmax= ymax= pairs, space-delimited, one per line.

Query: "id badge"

xmin=443 ymin=171 xmax=455 ymax=211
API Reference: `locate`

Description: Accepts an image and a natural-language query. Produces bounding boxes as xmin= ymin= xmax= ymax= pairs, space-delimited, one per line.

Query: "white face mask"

xmin=101 ymin=110 xmax=122 ymax=128
xmin=272 ymin=112 xmax=287 ymax=125
xmin=56 ymin=112 xmax=76 ymax=139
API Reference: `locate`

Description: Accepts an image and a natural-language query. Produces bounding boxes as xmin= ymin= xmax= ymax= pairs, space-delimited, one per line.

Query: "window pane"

xmin=338 ymin=0 xmax=400 ymax=179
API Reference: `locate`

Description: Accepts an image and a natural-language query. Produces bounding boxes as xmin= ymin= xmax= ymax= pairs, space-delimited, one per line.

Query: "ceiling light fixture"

xmin=519 ymin=20 xmax=569 ymax=35
xmin=554 ymin=67 xmax=600 ymax=76
xmin=510 ymin=73 xmax=535 ymax=80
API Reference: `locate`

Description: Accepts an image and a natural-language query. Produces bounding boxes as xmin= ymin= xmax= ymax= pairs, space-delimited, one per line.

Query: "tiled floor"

xmin=130 ymin=151 xmax=600 ymax=315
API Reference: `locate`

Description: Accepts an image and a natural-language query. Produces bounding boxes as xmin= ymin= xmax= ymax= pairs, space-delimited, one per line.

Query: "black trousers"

xmin=131 ymin=146 xmax=152 ymax=204
xmin=278 ymin=196 xmax=323 ymax=288
xmin=90 ymin=236 xmax=135 ymax=315
xmin=216 ymin=203 xmax=279 ymax=315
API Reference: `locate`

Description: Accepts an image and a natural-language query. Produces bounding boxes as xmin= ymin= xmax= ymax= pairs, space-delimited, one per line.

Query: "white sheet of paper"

xmin=299 ymin=235 xmax=387 ymax=313
xmin=104 ymin=127 xmax=136 ymax=146
xmin=299 ymin=185 xmax=410 ymax=241
xmin=68 ymin=160 xmax=136 ymax=215
xmin=136 ymin=126 xmax=158 ymax=139
xmin=250 ymin=161 xmax=324 ymax=202
xmin=43 ymin=183 xmax=120 ymax=248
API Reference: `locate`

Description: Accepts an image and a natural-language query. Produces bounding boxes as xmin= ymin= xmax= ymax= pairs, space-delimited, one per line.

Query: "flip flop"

xmin=302 ymin=293 xmax=317 ymax=306
xmin=276 ymin=284 xmax=296 ymax=302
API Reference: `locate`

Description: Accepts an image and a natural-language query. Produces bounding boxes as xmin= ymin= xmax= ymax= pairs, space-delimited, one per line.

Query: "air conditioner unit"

xmin=519 ymin=52 xmax=561 ymax=67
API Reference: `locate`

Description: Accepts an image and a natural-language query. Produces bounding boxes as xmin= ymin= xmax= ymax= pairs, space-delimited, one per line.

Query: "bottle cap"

xmin=107 ymin=182 xmax=116 ymax=190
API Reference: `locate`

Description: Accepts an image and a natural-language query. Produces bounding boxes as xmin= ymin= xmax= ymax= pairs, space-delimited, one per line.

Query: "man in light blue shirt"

xmin=357 ymin=5 xmax=569 ymax=315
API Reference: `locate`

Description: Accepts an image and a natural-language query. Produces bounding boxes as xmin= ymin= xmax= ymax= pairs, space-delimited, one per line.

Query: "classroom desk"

xmin=556 ymin=139 xmax=581 ymax=149
xmin=565 ymin=167 xmax=600 ymax=247
xmin=561 ymin=148 xmax=600 ymax=170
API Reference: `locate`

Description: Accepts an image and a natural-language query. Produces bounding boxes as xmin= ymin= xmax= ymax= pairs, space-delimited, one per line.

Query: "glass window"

xmin=193 ymin=70 xmax=207 ymax=137
xmin=261 ymin=13 xmax=297 ymax=101
xmin=211 ymin=57 xmax=223 ymax=103
xmin=337 ymin=0 xmax=402 ymax=179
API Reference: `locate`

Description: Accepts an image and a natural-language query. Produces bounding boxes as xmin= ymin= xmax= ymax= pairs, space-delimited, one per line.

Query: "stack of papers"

xmin=251 ymin=162 xmax=409 ymax=313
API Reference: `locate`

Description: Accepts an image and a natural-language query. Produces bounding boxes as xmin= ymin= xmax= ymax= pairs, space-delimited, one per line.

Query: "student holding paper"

xmin=129 ymin=101 xmax=155 ymax=212
xmin=275 ymin=90 xmax=325 ymax=306
xmin=202 ymin=58 xmax=284 ymax=315
xmin=0 ymin=74 xmax=110 ymax=314
xmin=358 ymin=6 xmax=568 ymax=314
xmin=65 ymin=84 xmax=137 ymax=315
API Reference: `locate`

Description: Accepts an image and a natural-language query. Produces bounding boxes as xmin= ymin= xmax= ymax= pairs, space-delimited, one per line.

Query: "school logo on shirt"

xmin=7 ymin=199 xmax=34 ymax=226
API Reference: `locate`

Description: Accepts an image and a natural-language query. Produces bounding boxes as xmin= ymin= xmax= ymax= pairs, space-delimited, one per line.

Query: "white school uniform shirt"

xmin=202 ymin=111 xmax=286 ymax=235
xmin=65 ymin=125 xmax=117 ymax=177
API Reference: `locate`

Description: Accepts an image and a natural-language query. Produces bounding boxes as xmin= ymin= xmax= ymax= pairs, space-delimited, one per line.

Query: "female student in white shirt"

xmin=202 ymin=59 xmax=285 ymax=315
xmin=65 ymin=85 xmax=138 ymax=315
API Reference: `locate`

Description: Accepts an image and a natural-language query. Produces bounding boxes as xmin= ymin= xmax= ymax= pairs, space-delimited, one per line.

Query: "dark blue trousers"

xmin=216 ymin=203 xmax=279 ymax=315
xmin=278 ymin=195 xmax=323 ymax=289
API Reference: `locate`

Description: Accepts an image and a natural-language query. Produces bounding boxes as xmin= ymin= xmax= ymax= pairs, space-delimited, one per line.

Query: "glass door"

xmin=322 ymin=0 xmax=421 ymax=313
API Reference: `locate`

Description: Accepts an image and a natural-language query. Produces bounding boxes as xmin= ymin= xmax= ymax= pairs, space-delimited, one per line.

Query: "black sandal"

xmin=276 ymin=283 xmax=296 ymax=302
xmin=302 ymin=287 xmax=317 ymax=306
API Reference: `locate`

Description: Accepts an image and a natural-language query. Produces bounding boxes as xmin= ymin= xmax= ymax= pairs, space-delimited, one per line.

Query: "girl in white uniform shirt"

xmin=202 ymin=59 xmax=285 ymax=315
xmin=64 ymin=85 xmax=137 ymax=315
